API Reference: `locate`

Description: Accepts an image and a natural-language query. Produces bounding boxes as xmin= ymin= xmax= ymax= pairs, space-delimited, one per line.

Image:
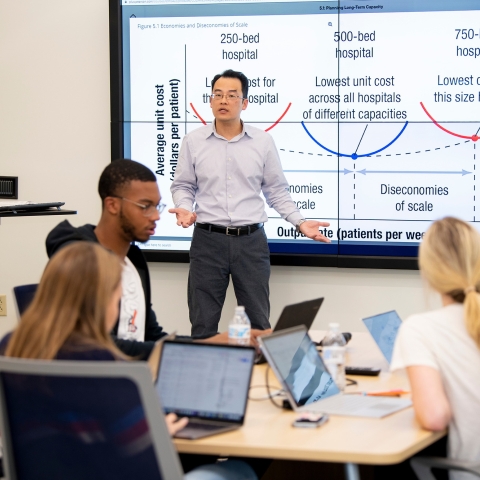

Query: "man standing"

xmin=170 ymin=69 xmax=330 ymax=339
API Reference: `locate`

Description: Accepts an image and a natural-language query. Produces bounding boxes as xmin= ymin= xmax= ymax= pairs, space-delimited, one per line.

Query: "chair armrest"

xmin=411 ymin=457 xmax=480 ymax=480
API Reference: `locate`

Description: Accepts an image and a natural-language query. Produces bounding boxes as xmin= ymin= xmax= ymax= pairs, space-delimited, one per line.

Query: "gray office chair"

xmin=0 ymin=357 xmax=184 ymax=480
xmin=411 ymin=457 xmax=480 ymax=479
xmin=12 ymin=284 xmax=38 ymax=317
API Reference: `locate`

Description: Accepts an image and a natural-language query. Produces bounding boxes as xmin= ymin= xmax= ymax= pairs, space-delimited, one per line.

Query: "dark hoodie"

xmin=46 ymin=220 xmax=166 ymax=359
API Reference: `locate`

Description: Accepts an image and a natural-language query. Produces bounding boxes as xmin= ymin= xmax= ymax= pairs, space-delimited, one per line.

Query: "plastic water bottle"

xmin=228 ymin=306 xmax=251 ymax=346
xmin=322 ymin=322 xmax=346 ymax=391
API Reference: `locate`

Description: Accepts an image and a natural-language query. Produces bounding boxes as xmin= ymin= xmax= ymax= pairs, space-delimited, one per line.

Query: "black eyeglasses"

xmin=114 ymin=196 xmax=166 ymax=217
xmin=210 ymin=93 xmax=244 ymax=102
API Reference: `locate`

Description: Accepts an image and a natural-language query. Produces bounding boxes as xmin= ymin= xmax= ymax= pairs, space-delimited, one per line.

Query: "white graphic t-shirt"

xmin=117 ymin=257 xmax=146 ymax=342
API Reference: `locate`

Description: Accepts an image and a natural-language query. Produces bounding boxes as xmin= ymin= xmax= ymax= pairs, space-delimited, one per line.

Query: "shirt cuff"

xmin=174 ymin=202 xmax=194 ymax=212
xmin=287 ymin=212 xmax=305 ymax=226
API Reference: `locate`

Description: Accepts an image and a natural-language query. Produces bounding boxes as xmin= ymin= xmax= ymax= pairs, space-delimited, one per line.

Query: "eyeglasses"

xmin=210 ymin=93 xmax=244 ymax=102
xmin=114 ymin=196 xmax=166 ymax=217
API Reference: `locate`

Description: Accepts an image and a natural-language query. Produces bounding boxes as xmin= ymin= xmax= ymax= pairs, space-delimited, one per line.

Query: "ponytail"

xmin=464 ymin=288 xmax=480 ymax=347
xmin=419 ymin=217 xmax=480 ymax=348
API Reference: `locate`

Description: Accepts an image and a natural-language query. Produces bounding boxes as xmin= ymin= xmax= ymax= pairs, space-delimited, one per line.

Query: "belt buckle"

xmin=226 ymin=226 xmax=240 ymax=236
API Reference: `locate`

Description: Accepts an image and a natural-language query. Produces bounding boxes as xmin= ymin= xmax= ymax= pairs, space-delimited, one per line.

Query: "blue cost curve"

xmin=301 ymin=121 xmax=409 ymax=159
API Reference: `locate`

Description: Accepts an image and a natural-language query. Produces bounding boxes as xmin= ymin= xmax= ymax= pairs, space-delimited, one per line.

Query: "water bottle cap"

xmin=235 ymin=306 xmax=245 ymax=312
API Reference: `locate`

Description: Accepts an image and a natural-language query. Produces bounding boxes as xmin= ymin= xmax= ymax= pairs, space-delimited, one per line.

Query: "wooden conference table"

xmin=174 ymin=331 xmax=446 ymax=480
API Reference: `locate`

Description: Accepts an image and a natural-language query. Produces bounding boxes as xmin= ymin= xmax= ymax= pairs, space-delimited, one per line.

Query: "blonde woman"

xmin=1 ymin=242 xmax=257 ymax=480
xmin=3 ymin=241 xmax=124 ymax=361
xmin=391 ymin=217 xmax=480 ymax=478
xmin=1 ymin=242 xmax=186 ymax=434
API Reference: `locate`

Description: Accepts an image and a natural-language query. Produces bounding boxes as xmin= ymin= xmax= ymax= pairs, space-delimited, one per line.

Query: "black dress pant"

xmin=188 ymin=226 xmax=271 ymax=339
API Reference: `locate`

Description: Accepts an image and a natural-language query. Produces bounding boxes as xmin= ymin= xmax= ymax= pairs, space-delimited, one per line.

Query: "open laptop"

xmin=362 ymin=310 xmax=402 ymax=364
xmin=256 ymin=297 xmax=324 ymax=364
xmin=155 ymin=340 xmax=256 ymax=439
xmin=147 ymin=332 xmax=177 ymax=382
xmin=258 ymin=326 xmax=411 ymax=418
xmin=0 ymin=200 xmax=65 ymax=213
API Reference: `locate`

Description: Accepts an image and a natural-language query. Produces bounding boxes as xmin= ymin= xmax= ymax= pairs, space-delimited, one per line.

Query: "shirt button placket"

xmin=226 ymin=152 xmax=232 ymax=221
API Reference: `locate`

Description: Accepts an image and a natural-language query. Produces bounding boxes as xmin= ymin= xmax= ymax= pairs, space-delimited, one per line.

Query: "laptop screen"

xmin=362 ymin=310 xmax=402 ymax=364
xmin=260 ymin=327 xmax=340 ymax=408
xmin=273 ymin=297 xmax=324 ymax=332
xmin=155 ymin=342 xmax=255 ymax=423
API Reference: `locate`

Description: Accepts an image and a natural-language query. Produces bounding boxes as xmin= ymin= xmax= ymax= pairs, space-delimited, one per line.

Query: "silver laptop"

xmin=155 ymin=340 xmax=256 ymax=439
xmin=362 ymin=310 xmax=402 ymax=364
xmin=258 ymin=326 xmax=411 ymax=418
xmin=0 ymin=200 xmax=64 ymax=212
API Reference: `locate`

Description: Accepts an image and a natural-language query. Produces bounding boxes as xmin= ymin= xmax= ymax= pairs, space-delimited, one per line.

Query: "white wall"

xmin=151 ymin=262 xmax=438 ymax=335
xmin=0 ymin=0 xmax=440 ymax=339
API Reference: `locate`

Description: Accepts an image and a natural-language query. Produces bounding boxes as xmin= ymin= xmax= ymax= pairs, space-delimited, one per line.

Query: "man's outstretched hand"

xmin=169 ymin=208 xmax=196 ymax=228
xmin=299 ymin=220 xmax=332 ymax=243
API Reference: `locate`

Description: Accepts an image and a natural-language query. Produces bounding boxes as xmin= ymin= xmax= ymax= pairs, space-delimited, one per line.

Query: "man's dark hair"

xmin=211 ymin=69 xmax=248 ymax=99
xmin=98 ymin=159 xmax=156 ymax=200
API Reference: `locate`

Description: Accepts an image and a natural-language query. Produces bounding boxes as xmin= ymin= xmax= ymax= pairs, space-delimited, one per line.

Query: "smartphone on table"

xmin=292 ymin=413 xmax=329 ymax=428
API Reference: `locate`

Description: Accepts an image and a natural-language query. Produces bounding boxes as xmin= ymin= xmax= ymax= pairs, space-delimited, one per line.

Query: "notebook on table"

xmin=256 ymin=297 xmax=324 ymax=364
xmin=258 ymin=326 xmax=411 ymax=418
xmin=155 ymin=340 xmax=256 ymax=439
xmin=362 ymin=310 xmax=402 ymax=364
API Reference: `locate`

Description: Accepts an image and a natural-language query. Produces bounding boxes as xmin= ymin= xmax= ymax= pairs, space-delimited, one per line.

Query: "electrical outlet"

xmin=0 ymin=295 xmax=6 ymax=316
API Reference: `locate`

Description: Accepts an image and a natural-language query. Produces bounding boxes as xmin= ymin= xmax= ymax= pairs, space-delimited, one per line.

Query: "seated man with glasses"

xmin=46 ymin=159 xmax=234 ymax=358
xmin=170 ymin=69 xmax=331 ymax=340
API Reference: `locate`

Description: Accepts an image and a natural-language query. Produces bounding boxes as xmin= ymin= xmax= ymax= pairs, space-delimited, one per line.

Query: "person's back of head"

xmin=5 ymin=242 xmax=123 ymax=360
xmin=98 ymin=158 xmax=156 ymax=205
xmin=420 ymin=216 xmax=480 ymax=346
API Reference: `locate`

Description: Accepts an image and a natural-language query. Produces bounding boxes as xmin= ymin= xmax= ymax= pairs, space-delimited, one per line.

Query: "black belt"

xmin=195 ymin=223 xmax=263 ymax=236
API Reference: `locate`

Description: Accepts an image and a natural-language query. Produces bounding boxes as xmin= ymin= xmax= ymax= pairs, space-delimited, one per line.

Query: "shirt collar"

xmin=205 ymin=120 xmax=253 ymax=141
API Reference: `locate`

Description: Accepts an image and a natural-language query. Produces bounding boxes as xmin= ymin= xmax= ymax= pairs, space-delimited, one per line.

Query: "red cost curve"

xmin=189 ymin=102 xmax=207 ymax=125
xmin=420 ymin=102 xmax=479 ymax=142
xmin=265 ymin=103 xmax=292 ymax=132
xmin=189 ymin=102 xmax=292 ymax=132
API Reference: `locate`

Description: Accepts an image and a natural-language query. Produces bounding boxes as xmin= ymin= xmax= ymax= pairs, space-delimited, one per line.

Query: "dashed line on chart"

xmin=188 ymin=102 xmax=293 ymax=132
xmin=280 ymin=140 xmax=471 ymax=158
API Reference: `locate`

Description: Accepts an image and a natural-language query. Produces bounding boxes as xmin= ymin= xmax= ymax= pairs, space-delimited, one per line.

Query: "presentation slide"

xmin=118 ymin=0 xmax=480 ymax=260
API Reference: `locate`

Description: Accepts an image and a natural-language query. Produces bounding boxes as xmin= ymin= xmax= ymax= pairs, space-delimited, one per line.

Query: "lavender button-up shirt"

xmin=171 ymin=122 xmax=304 ymax=227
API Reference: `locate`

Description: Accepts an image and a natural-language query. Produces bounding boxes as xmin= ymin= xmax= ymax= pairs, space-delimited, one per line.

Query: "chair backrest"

xmin=12 ymin=284 xmax=38 ymax=317
xmin=0 ymin=357 xmax=184 ymax=480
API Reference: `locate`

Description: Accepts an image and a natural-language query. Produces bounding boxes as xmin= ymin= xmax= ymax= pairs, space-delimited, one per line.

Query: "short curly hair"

xmin=98 ymin=159 xmax=156 ymax=200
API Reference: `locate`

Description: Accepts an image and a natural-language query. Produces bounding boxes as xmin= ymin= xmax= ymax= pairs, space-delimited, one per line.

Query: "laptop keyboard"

xmin=174 ymin=420 xmax=235 ymax=438
xmin=181 ymin=421 xmax=223 ymax=432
